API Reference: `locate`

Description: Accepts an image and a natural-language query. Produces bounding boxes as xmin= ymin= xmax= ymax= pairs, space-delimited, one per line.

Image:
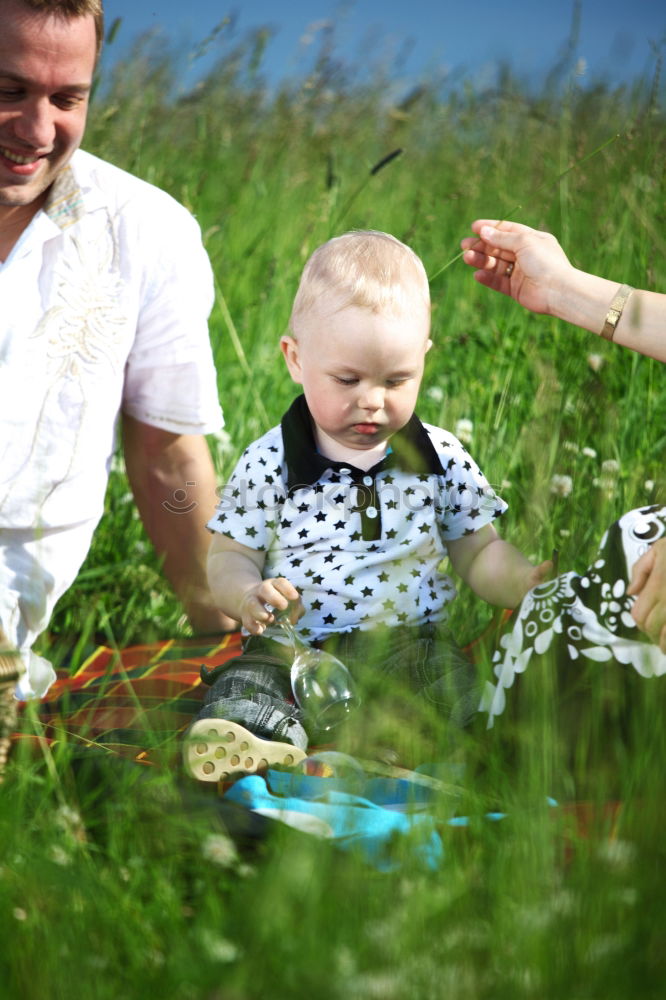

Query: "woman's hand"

xmin=627 ymin=539 xmax=666 ymax=652
xmin=461 ymin=219 xmax=573 ymax=315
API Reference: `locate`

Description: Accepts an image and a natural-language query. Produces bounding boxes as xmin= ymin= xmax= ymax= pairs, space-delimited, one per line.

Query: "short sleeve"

xmin=425 ymin=424 xmax=508 ymax=541
xmin=207 ymin=429 xmax=286 ymax=551
xmin=121 ymin=204 xmax=223 ymax=435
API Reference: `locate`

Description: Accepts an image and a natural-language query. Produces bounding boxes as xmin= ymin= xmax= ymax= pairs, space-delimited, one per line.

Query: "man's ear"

xmin=280 ymin=335 xmax=303 ymax=384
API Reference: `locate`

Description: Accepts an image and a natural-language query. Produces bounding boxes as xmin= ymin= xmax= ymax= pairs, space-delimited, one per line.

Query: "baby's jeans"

xmin=195 ymin=621 xmax=478 ymax=751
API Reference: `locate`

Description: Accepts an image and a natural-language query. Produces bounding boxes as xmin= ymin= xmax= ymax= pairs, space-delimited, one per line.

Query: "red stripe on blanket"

xmin=13 ymin=617 xmax=510 ymax=764
xmin=13 ymin=632 xmax=244 ymax=762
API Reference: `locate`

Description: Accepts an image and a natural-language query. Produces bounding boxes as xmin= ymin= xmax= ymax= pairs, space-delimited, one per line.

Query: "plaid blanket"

xmin=10 ymin=628 xmax=623 ymax=856
xmin=11 ymin=615 xmax=511 ymax=767
xmin=13 ymin=633 xmax=243 ymax=765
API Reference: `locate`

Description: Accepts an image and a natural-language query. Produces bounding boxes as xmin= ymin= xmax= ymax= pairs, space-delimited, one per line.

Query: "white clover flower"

xmin=49 ymin=844 xmax=72 ymax=867
xmin=582 ymin=447 xmax=597 ymax=459
xmin=202 ymin=832 xmax=238 ymax=868
xmin=54 ymin=804 xmax=86 ymax=844
xmin=426 ymin=386 xmax=444 ymax=403
xmin=594 ymin=476 xmax=616 ymax=499
xmin=635 ymin=174 xmax=655 ymax=193
xmin=455 ymin=418 xmax=473 ymax=445
xmin=500 ymin=479 xmax=512 ymax=491
xmin=596 ymin=460 xmax=619 ymax=498
xmin=214 ymin=429 xmax=235 ymax=454
xmin=200 ymin=931 xmax=240 ymax=963
xmin=562 ymin=441 xmax=580 ymax=454
xmin=54 ymin=804 xmax=83 ymax=833
xmin=550 ymin=474 xmax=573 ymax=498
xmin=13 ymin=908 xmax=27 ymax=922
xmin=587 ymin=352 xmax=604 ymax=372
xmin=559 ymin=529 xmax=571 ymax=538
xmin=596 ymin=459 xmax=620 ymax=493
xmin=644 ymin=479 xmax=655 ymax=492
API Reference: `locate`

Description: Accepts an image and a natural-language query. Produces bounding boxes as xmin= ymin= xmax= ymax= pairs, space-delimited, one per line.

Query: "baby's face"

xmin=281 ymin=296 xmax=431 ymax=463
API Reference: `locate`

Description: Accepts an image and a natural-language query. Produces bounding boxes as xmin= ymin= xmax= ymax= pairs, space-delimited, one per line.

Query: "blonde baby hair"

xmin=290 ymin=230 xmax=430 ymax=337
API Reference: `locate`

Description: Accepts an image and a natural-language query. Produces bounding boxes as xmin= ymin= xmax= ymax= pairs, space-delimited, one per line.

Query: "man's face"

xmin=0 ymin=0 xmax=96 ymax=216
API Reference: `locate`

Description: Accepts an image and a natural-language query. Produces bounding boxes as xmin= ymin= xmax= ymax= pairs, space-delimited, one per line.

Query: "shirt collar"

xmin=43 ymin=163 xmax=85 ymax=230
xmin=281 ymin=393 xmax=445 ymax=492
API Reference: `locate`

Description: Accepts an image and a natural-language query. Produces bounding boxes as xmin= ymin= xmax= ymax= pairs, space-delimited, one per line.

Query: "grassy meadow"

xmin=2 ymin=17 xmax=665 ymax=999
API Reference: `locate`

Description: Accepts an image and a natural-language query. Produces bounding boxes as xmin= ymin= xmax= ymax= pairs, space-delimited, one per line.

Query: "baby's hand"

xmin=239 ymin=577 xmax=302 ymax=635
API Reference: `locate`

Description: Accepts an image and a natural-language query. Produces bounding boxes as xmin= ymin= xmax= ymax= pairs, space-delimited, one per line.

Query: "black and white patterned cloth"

xmin=481 ymin=504 xmax=666 ymax=726
xmin=208 ymin=395 xmax=508 ymax=640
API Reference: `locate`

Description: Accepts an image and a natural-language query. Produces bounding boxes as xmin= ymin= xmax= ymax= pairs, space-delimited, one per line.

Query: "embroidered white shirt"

xmin=0 ymin=150 xmax=223 ymax=695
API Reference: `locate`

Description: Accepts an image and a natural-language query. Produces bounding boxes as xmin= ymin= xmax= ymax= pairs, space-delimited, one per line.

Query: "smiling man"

xmin=0 ymin=0 xmax=234 ymax=699
xmin=0 ymin=0 xmax=97 ymax=246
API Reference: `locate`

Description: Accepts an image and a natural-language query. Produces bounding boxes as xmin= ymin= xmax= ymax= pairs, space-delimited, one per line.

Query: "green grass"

xmin=3 ymin=21 xmax=666 ymax=1000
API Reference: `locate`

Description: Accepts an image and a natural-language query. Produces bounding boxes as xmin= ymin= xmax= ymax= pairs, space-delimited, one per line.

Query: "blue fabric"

xmin=223 ymin=763 xmax=559 ymax=871
xmin=223 ymin=772 xmax=445 ymax=872
xmin=265 ymin=767 xmax=440 ymax=811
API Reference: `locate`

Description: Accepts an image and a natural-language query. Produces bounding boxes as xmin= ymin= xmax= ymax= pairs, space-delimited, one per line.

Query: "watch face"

xmin=601 ymin=285 xmax=633 ymax=341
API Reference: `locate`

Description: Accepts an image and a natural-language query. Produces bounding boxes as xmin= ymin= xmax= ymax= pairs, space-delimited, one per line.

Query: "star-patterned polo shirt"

xmin=209 ymin=395 xmax=507 ymax=640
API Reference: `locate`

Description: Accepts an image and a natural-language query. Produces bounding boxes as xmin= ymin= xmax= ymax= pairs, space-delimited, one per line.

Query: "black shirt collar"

xmin=281 ymin=393 xmax=445 ymax=492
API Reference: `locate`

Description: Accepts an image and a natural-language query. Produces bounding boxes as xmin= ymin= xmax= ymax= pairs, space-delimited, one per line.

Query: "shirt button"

xmin=339 ymin=467 xmax=351 ymax=475
xmin=366 ymin=506 xmax=378 ymax=518
xmin=362 ymin=476 xmax=373 ymax=486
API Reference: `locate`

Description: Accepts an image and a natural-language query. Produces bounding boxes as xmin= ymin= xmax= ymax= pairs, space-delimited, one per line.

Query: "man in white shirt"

xmin=0 ymin=0 xmax=235 ymax=697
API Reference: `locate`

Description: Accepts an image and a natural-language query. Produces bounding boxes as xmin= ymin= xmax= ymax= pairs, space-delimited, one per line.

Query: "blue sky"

xmin=101 ymin=0 xmax=665 ymax=94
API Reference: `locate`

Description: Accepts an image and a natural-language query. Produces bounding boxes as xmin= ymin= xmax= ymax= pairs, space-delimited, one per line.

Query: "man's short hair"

xmin=14 ymin=0 xmax=105 ymax=60
xmin=290 ymin=230 xmax=431 ymax=335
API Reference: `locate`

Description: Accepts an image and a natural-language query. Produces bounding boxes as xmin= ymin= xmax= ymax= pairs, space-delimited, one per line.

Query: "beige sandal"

xmin=183 ymin=718 xmax=307 ymax=783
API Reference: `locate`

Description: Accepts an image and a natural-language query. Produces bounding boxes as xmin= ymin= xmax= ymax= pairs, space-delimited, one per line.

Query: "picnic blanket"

xmin=10 ymin=628 xmax=621 ymax=871
xmin=13 ymin=613 xmax=510 ymax=763
xmin=13 ymin=632 xmax=244 ymax=764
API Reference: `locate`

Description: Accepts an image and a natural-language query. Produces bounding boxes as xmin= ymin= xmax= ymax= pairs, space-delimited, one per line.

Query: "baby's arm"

xmin=447 ymin=523 xmax=552 ymax=608
xmin=207 ymin=534 xmax=301 ymax=635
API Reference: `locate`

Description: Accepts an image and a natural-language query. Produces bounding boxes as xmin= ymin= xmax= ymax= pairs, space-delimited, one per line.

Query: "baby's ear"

xmin=280 ymin=335 xmax=303 ymax=383
xmin=425 ymin=338 xmax=433 ymax=353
